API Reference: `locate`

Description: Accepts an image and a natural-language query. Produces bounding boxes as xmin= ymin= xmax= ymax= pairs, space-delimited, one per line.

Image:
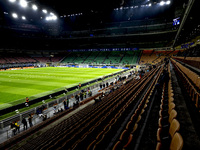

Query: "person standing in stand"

xmin=28 ymin=114 xmax=33 ymax=127
xmin=79 ymin=83 xmax=81 ymax=89
xmin=14 ymin=121 xmax=20 ymax=133
xmin=25 ymin=97 xmax=30 ymax=106
xmin=10 ymin=122 xmax=16 ymax=135
xmin=22 ymin=117 xmax=28 ymax=130
xmin=63 ymin=99 xmax=67 ymax=110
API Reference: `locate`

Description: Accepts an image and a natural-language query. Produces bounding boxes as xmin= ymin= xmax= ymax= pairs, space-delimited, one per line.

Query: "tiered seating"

xmin=32 ymin=56 xmax=63 ymax=63
xmin=111 ymin=65 xmax=163 ymax=150
xmin=0 ymin=57 xmax=7 ymax=64
xmin=61 ymin=52 xmax=77 ymax=63
xmin=103 ymin=51 xmax=124 ymax=64
xmin=73 ymin=51 xmax=91 ymax=64
xmin=34 ymin=57 xmax=50 ymax=62
xmin=156 ymin=64 xmax=183 ymax=150
xmin=50 ymin=56 xmax=63 ymax=62
xmin=6 ymin=66 xmax=160 ymax=150
xmin=173 ymin=56 xmax=200 ymax=69
xmin=0 ymin=55 xmax=37 ymax=64
xmin=83 ymin=51 xmax=99 ymax=64
xmin=3 ymin=57 xmax=20 ymax=64
xmin=15 ymin=57 xmax=37 ymax=63
xmin=139 ymin=50 xmax=157 ymax=65
xmin=93 ymin=51 xmax=110 ymax=64
xmin=121 ymin=50 xmax=140 ymax=65
xmin=139 ymin=50 xmax=179 ymax=65
xmin=171 ymin=58 xmax=200 ymax=109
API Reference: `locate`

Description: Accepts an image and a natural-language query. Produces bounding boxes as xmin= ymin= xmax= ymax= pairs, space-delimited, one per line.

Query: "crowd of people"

xmin=10 ymin=114 xmax=33 ymax=136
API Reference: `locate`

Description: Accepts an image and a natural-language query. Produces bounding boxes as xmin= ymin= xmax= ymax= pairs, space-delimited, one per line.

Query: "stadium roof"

xmin=0 ymin=0 xmax=199 ymax=50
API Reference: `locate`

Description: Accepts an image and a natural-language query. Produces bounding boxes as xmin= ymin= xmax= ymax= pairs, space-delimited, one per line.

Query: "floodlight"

xmin=52 ymin=15 xmax=57 ymax=20
xmin=9 ymin=0 xmax=16 ymax=3
xmin=45 ymin=15 xmax=57 ymax=21
xmin=45 ymin=17 xmax=49 ymax=21
xmin=149 ymin=3 xmax=152 ymax=7
xmin=166 ymin=0 xmax=171 ymax=5
xmin=42 ymin=9 xmax=47 ymax=14
xmin=19 ymin=0 xmax=28 ymax=8
xmin=12 ymin=13 xmax=18 ymax=19
xmin=160 ymin=1 xmax=165 ymax=6
xmin=32 ymin=4 xmax=38 ymax=10
xmin=50 ymin=12 xmax=55 ymax=16
xmin=22 ymin=16 xmax=26 ymax=20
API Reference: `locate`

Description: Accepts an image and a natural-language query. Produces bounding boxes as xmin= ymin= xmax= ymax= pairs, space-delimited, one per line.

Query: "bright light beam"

xmin=8 ymin=0 xmax=16 ymax=3
xmin=32 ymin=4 xmax=38 ymax=10
xmin=42 ymin=9 xmax=47 ymax=14
xmin=160 ymin=1 xmax=165 ymax=6
xmin=19 ymin=0 xmax=28 ymax=8
xmin=12 ymin=13 xmax=18 ymax=19
xmin=166 ymin=0 xmax=171 ymax=5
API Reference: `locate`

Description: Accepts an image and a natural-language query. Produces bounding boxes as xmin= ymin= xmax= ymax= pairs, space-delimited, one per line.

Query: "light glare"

xmin=9 ymin=0 xmax=16 ymax=3
xmin=12 ymin=13 xmax=18 ymax=19
xmin=42 ymin=9 xmax=47 ymax=14
xmin=166 ymin=0 xmax=171 ymax=5
xmin=160 ymin=1 xmax=165 ymax=6
xmin=32 ymin=4 xmax=38 ymax=10
xmin=19 ymin=0 xmax=28 ymax=8
xmin=22 ymin=16 xmax=26 ymax=20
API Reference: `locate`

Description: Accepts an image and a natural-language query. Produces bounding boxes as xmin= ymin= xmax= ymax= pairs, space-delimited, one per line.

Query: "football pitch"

xmin=0 ymin=67 xmax=122 ymax=110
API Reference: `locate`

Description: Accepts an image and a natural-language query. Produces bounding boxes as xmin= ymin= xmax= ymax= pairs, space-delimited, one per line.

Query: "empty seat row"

xmin=156 ymin=65 xmax=183 ymax=150
xmin=171 ymin=58 xmax=200 ymax=110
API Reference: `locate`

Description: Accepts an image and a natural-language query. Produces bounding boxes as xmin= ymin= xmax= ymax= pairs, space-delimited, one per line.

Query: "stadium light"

xmin=45 ymin=15 xmax=57 ymax=21
xmin=19 ymin=0 xmax=28 ymax=8
xmin=160 ymin=1 xmax=165 ymax=6
xmin=32 ymin=4 xmax=38 ymax=10
xmin=50 ymin=12 xmax=55 ymax=16
xmin=42 ymin=9 xmax=47 ymax=14
xmin=166 ymin=0 xmax=171 ymax=5
xmin=12 ymin=13 xmax=18 ymax=19
xmin=149 ymin=3 xmax=152 ymax=7
xmin=8 ymin=0 xmax=16 ymax=3
xmin=22 ymin=16 xmax=26 ymax=20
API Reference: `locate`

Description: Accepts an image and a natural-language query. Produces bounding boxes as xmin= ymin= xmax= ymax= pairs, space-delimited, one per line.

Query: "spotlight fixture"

xmin=12 ymin=13 xmax=18 ymax=19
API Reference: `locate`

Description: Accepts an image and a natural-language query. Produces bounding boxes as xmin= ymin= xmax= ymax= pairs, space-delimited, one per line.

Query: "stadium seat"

xmin=169 ymin=133 xmax=183 ymax=150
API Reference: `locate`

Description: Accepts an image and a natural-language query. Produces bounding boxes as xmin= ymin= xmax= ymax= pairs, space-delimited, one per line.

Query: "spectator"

xmin=25 ymin=97 xmax=29 ymax=107
xmin=83 ymin=90 xmax=86 ymax=98
xmin=10 ymin=122 xmax=16 ymax=135
xmin=63 ymin=99 xmax=67 ymax=110
xmin=75 ymin=94 xmax=79 ymax=102
xmin=100 ymin=84 xmax=103 ymax=90
xmin=80 ymin=92 xmax=83 ymax=101
xmin=79 ymin=83 xmax=81 ymax=89
xmin=66 ymin=99 xmax=69 ymax=108
xmin=28 ymin=114 xmax=33 ymax=127
xmin=22 ymin=117 xmax=27 ymax=130
xmin=14 ymin=121 xmax=20 ymax=133
xmin=43 ymin=114 xmax=47 ymax=121
xmin=106 ymin=82 xmax=109 ymax=87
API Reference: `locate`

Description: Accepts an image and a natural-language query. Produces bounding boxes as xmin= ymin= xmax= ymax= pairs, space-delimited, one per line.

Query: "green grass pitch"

xmin=0 ymin=67 xmax=122 ymax=110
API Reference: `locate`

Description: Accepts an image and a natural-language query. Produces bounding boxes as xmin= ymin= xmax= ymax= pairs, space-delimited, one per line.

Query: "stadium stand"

xmin=1 ymin=0 xmax=200 ymax=149
xmin=83 ymin=51 xmax=99 ymax=64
